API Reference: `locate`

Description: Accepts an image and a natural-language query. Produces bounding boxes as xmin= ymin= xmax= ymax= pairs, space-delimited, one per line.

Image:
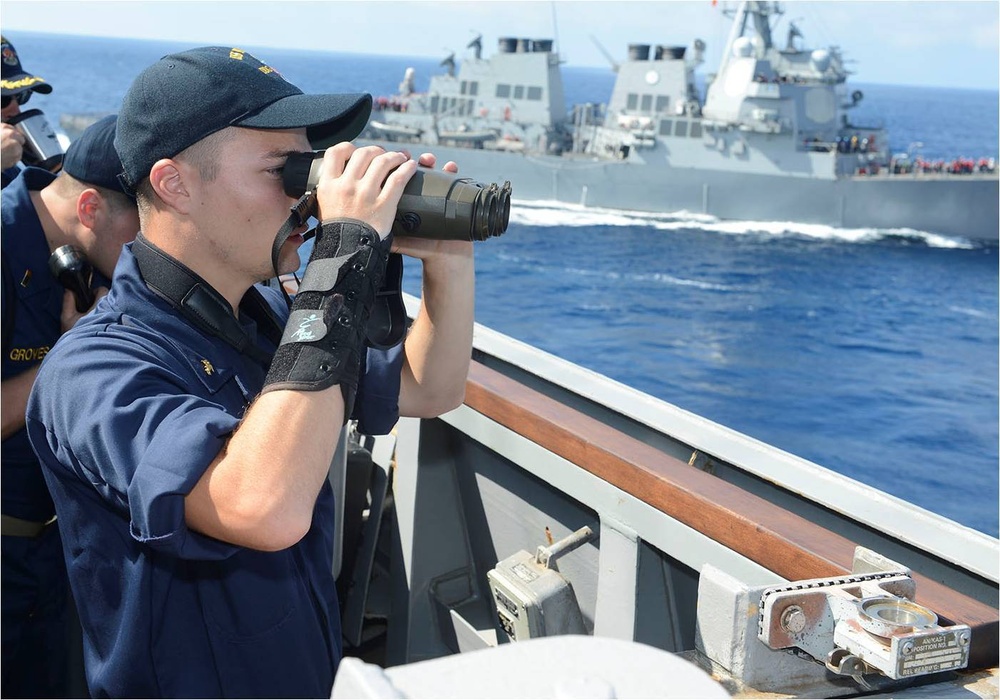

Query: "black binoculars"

xmin=282 ymin=150 xmax=512 ymax=241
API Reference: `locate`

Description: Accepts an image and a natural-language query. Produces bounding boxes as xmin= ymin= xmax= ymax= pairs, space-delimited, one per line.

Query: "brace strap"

xmin=262 ymin=220 xmax=391 ymax=417
xmin=269 ymin=192 xmax=407 ymax=349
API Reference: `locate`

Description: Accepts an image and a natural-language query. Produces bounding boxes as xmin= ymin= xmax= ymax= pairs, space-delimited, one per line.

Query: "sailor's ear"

xmin=75 ymin=187 xmax=102 ymax=230
xmin=148 ymin=158 xmax=191 ymax=214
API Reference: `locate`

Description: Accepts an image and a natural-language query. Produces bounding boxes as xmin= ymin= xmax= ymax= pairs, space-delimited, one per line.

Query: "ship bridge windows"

xmin=429 ymin=96 xmax=465 ymax=115
xmin=629 ymin=93 xmax=673 ymax=115
xmin=428 ymin=95 xmax=467 ymax=115
xmin=460 ymin=81 xmax=480 ymax=96
xmin=495 ymin=83 xmax=544 ymax=101
xmin=659 ymin=119 xmax=701 ymax=138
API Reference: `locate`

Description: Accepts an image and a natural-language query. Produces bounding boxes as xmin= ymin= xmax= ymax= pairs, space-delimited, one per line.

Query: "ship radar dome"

xmin=810 ymin=49 xmax=831 ymax=73
xmin=733 ymin=37 xmax=753 ymax=58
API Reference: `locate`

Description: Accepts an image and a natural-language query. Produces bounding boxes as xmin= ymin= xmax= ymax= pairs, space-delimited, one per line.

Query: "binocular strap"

xmin=271 ymin=193 xmax=317 ymax=278
xmin=132 ymin=234 xmax=279 ymax=365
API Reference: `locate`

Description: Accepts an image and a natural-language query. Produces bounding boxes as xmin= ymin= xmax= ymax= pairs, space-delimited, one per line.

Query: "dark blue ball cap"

xmin=115 ymin=46 xmax=372 ymax=190
xmin=62 ymin=114 xmax=133 ymax=198
xmin=1 ymin=35 xmax=53 ymax=97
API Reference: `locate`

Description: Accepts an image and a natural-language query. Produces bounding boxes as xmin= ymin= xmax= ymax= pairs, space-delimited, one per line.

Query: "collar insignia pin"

xmin=201 ymin=359 xmax=214 ymax=376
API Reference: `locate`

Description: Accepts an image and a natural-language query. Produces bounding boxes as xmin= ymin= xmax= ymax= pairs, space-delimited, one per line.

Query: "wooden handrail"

xmin=463 ymin=359 xmax=999 ymax=669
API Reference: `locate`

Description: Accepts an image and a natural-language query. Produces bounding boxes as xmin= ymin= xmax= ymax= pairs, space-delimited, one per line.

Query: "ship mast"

xmin=716 ymin=1 xmax=779 ymax=78
xmin=716 ymin=1 xmax=748 ymax=81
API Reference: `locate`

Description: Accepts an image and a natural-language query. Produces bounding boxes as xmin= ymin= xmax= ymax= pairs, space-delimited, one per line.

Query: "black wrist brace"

xmin=262 ymin=220 xmax=391 ymax=417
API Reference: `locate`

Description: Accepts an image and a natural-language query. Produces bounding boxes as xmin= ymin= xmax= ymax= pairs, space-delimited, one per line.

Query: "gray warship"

xmin=360 ymin=1 xmax=999 ymax=244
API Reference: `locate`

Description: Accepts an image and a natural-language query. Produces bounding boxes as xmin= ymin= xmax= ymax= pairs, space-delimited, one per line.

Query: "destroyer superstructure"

xmin=361 ymin=1 xmax=998 ymax=243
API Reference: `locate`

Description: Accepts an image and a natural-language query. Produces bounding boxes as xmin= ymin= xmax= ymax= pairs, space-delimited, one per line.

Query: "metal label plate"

xmin=895 ymin=630 xmax=970 ymax=677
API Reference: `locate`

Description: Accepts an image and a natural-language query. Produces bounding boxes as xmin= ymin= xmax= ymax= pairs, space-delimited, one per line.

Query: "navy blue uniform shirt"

xmin=1 ymin=167 xmax=110 ymax=521
xmin=2 ymin=165 xmax=20 ymax=189
xmin=25 ymin=243 xmax=403 ymax=697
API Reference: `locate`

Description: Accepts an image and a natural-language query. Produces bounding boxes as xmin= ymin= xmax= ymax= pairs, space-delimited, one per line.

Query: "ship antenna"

xmin=589 ymin=34 xmax=620 ymax=73
xmin=551 ymin=0 xmax=561 ymax=56
xmin=467 ymin=33 xmax=483 ymax=60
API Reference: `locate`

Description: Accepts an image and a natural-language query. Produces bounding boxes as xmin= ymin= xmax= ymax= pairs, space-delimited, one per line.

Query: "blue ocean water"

xmin=10 ymin=32 xmax=999 ymax=536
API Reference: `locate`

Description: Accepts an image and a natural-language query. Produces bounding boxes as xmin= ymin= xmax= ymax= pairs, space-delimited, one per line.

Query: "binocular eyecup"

xmin=282 ymin=151 xmax=512 ymax=241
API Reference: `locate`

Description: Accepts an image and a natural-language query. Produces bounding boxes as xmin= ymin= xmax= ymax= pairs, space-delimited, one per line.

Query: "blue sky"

xmin=3 ymin=0 xmax=998 ymax=90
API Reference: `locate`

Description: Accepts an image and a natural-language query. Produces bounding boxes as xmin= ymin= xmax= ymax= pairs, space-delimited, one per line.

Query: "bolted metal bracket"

xmin=758 ymin=548 xmax=971 ymax=684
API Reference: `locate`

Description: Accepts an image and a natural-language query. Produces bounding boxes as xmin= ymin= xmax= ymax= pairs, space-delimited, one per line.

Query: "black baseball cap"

xmin=1 ymin=35 xmax=53 ymax=97
xmin=62 ymin=114 xmax=133 ymax=198
xmin=115 ymin=46 xmax=372 ymax=190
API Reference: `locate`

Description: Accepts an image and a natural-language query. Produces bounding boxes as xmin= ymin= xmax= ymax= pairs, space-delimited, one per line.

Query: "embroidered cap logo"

xmin=228 ymin=47 xmax=282 ymax=78
xmin=1 ymin=43 xmax=17 ymax=67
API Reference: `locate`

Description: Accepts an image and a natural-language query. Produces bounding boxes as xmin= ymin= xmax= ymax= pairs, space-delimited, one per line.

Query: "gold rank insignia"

xmin=201 ymin=359 xmax=215 ymax=376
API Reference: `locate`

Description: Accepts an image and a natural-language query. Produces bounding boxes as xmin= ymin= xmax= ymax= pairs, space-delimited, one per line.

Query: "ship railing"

xmin=738 ymin=119 xmax=788 ymax=135
xmin=800 ymin=138 xmax=838 ymax=153
xmin=407 ymin=305 xmax=999 ymax=671
xmin=361 ymin=295 xmax=1000 ymax=677
xmin=834 ymin=151 xmax=883 ymax=176
xmin=454 ymin=359 xmax=998 ymax=669
xmin=856 ymin=160 xmax=999 ymax=179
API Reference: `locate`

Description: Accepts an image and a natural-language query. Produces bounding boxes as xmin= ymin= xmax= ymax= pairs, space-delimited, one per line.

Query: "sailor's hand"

xmin=1 ymin=123 xmax=25 ymax=170
xmin=314 ymin=143 xmax=416 ymax=239
xmin=392 ymin=154 xmax=474 ymax=260
xmin=60 ymin=287 xmax=107 ymax=334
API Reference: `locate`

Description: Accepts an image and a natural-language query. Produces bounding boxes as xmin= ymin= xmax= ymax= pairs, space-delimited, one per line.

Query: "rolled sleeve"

xmin=28 ymin=329 xmax=244 ymax=561
xmin=126 ymin=404 xmax=240 ymax=559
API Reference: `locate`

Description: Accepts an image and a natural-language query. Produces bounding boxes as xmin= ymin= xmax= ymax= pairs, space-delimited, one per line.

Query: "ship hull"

xmin=366 ymin=140 xmax=1000 ymax=243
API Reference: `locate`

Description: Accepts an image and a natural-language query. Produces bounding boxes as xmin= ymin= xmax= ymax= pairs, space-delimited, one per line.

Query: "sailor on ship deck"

xmin=25 ymin=46 xmax=474 ymax=698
